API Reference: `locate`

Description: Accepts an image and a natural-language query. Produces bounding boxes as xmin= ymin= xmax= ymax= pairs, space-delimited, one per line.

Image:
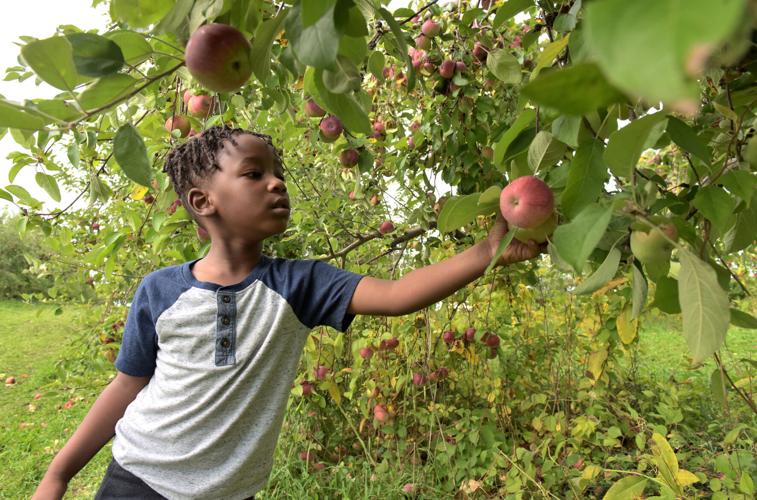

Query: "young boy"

xmin=33 ymin=125 xmax=541 ymax=499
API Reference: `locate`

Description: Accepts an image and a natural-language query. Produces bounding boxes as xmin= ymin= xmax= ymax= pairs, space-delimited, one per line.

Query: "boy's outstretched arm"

xmin=348 ymin=212 xmax=543 ymax=316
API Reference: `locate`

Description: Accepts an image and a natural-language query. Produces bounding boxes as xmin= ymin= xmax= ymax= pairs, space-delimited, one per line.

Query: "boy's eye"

xmin=246 ymin=171 xmax=262 ymax=179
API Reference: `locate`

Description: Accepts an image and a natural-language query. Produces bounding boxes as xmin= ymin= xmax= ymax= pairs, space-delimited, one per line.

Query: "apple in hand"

xmin=185 ymin=23 xmax=253 ymax=93
xmin=499 ymin=175 xmax=554 ymax=228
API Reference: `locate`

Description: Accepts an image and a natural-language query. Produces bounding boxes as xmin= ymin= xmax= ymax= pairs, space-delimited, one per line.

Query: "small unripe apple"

xmin=379 ymin=220 xmax=395 ymax=234
xmin=339 ymin=149 xmax=360 ymax=167
xmin=165 ymin=115 xmax=191 ymax=137
xmin=439 ymin=59 xmax=456 ymax=79
xmin=442 ymin=330 xmax=456 ymax=344
xmin=499 ymin=175 xmax=554 ymax=228
xmin=513 ymin=212 xmax=557 ymax=243
xmin=415 ymin=34 xmax=431 ymax=50
xmin=319 ymin=115 xmax=343 ymax=142
xmin=630 ymin=223 xmax=678 ymax=278
xmin=371 ymin=120 xmax=386 ymax=139
xmin=411 ymin=49 xmax=427 ymax=70
xmin=370 ymin=194 xmax=381 ymax=206
xmin=304 ymin=98 xmax=326 ymax=117
xmin=188 ymin=95 xmax=214 ymax=117
xmin=359 ymin=347 xmax=373 ymax=359
xmin=373 ymin=404 xmax=389 ymax=423
xmin=300 ymin=380 xmax=314 ymax=396
xmin=421 ymin=20 xmax=441 ymax=37
xmin=314 ymin=366 xmax=329 ymax=380
xmin=185 ymin=23 xmax=253 ymax=93
xmin=412 ymin=372 xmax=425 ymax=386
xmin=91 ymin=222 xmax=100 ymax=231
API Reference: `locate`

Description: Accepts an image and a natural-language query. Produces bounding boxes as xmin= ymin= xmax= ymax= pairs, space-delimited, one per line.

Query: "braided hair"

xmin=162 ymin=125 xmax=284 ymax=205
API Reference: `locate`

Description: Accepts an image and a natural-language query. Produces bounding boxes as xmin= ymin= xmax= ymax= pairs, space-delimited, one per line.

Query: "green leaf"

xmin=153 ymin=0 xmax=194 ymax=35
xmin=0 ymin=188 xmax=11 ymax=203
xmin=27 ymin=99 xmax=82 ymax=123
xmin=437 ymin=193 xmax=481 ymax=234
xmin=650 ymin=432 xmax=680 ymax=492
xmin=486 ymin=49 xmax=520 ymax=84
xmin=531 ymin=35 xmax=569 ymax=79
xmin=494 ymin=109 xmax=536 ymax=167
xmin=552 ymin=203 xmax=613 ymax=274
xmin=113 ymin=124 xmax=152 ymax=187
xmin=666 ymin=116 xmax=710 ymax=164
xmin=604 ymin=113 xmax=667 ymax=179
xmin=286 ymin=2 xmax=340 ymax=69
xmin=551 ymin=115 xmax=581 ymax=148
xmin=632 ymin=261 xmax=648 ymax=319
xmin=678 ymin=249 xmax=730 ymax=364
xmin=338 ymin=35 xmax=367 ymax=65
xmin=65 ymin=33 xmax=124 ymax=77
xmin=79 ymin=74 xmax=138 ymax=111
xmin=305 ymin=67 xmax=371 ymax=135
xmin=21 ymin=36 xmax=88 ymax=92
xmin=652 ymin=276 xmax=681 ymax=314
xmin=710 ymin=368 xmax=726 ymax=406
xmin=6 ymin=184 xmax=37 ymax=206
xmin=493 ymin=0 xmax=534 ymax=29
xmin=574 ymin=247 xmax=621 ymax=295
xmin=478 ymin=185 xmax=501 ymax=213
xmin=251 ymin=8 xmax=288 ymax=82
xmin=302 ymin=0 xmax=335 ymax=27
xmin=692 ymin=186 xmax=737 ymax=229
xmin=105 ymin=31 xmax=153 ymax=66
xmin=322 ymin=56 xmax=360 ymax=94
xmin=585 ymin=0 xmax=747 ymax=104
xmin=485 ymin=228 xmax=516 ymax=275
xmin=561 ymin=140 xmax=609 ymax=219
xmin=0 ymin=99 xmax=51 ymax=130
xmin=730 ymin=308 xmax=757 ymax=329
xmin=110 ymin=0 xmax=174 ymax=29
xmin=719 ymin=170 xmax=757 ymax=203
xmin=336 ymin=5 xmax=369 ymax=37
xmin=603 ymin=476 xmax=648 ymax=500
xmin=35 ymin=172 xmax=61 ymax=202
xmin=521 ymin=63 xmax=625 ymax=115
xmin=368 ymin=51 xmax=386 ymax=81
xmin=527 ymin=131 xmax=566 ymax=172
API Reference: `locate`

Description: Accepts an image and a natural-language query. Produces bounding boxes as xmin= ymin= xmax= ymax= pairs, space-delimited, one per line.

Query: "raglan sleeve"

xmin=294 ymin=260 xmax=364 ymax=332
xmin=115 ymin=278 xmax=158 ymax=377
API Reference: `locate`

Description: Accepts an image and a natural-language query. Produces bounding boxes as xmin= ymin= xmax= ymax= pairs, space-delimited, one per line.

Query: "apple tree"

xmin=1 ymin=0 xmax=756 ymax=495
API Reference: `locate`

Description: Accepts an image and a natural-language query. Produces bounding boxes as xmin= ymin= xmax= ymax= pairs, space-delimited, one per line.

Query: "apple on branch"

xmin=185 ymin=23 xmax=253 ymax=93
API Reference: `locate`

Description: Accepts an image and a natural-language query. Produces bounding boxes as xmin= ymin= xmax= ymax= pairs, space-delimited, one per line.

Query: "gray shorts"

xmin=94 ymin=458 xmax=256 ymax=499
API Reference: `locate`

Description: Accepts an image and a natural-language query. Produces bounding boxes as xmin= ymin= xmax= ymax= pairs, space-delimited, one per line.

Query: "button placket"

xmin=215 ymin=292 xmax=236 ymax=366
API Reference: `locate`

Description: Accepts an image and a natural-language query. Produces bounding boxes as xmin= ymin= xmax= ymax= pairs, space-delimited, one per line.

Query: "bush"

xmin=0 ymin=211 xmax=53 ymax=299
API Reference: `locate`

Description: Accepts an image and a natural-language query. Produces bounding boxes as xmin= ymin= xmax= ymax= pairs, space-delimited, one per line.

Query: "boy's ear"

xmin=186 ymin=187 xmax=215 ymax=217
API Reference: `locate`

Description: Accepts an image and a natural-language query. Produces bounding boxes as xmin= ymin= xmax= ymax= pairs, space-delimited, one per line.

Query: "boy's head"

xmin=163 ymin=125 xmax=290 ymax=240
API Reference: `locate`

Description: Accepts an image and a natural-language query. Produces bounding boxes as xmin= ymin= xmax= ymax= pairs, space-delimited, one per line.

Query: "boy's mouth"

xmin=271 ymin=198 xmax=290 ymax=210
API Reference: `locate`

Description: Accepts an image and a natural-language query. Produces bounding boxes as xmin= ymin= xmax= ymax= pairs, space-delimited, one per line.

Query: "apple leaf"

xmin=306 ymin=68 xmax=371 ymax=135
xmin=652 ymin=276 xmax=681 ymax=314
xmin=322 ymin=56 xmax=360 ymax=94
xmin=375 ymin=7 xmax=415 ymax=92
xmin=478 ymin=185 xmax=501 ymax=213
xmin=616 ymin=305 xmax=639 ymax=344
xmin=531 ymin=35 xmax=569 ymax=79
xmin=561 ymin=140 xmax=609 ymax=219
xmin=487 ymin=49 xmax=520 ymax=84
xmin=692 ymin=186 xmax=737 ymax=229
xmin=368 ymin=51 xmax=385 ymax=81
xmin=485 ymin=228 xmax=516 ymax=275
xmin=667 ymin=116 xmax=711 ymax=164
xmin=730 ymin=308 xmax=757 ymax=329
xmin=493 ymin=0 xmax=534 ymax=28
xmin=66 ymin=33 xmax=124 ymax=77
xmin=20 ymin=36 xmax=89 ymax=92
xmin=437 ymin=193 xmax=481 ymax=234
xmin=494 ymin=109 xmax=536 ymax=167
xmin=79 ymin=75 xmax=138 ymax=112
xmin=678 ymin=248 xmax=730 ymax=364
xmin=110 ymin=0 xmax=173 ymax=29
xmin=0 ymin=188 xmax=12 ymax=203
xmin=719 ymin=170 xmax=757 ymax=203
xmin=286 ymin=2 xmax=340 ymax=69
xmin=585 ymin=0 xmax=746 ymax=105
xmin=251 ymin=8 xmax=288 ymax=83
xmin=527 ymin=131 xmax=566 ymax=172
xmin=604 ymin=112 xmax=667 ymax=179
xmin=650 ymin=432 xmax=680 ymax=492
xmin=105 ymin=31 xmax=152 ymax=66
xmin=521 ymin=63 xmax=626 ymax=115
xmin=0 ymin=99 xmax=51 ymax=130
xmin=551 ymin=115 xmax=581 ymax=148
xmin=551 ymin=203 xmax=613 ymax=274
xmin=113 ymin=124 xmax=152 ymax=187
xmin=573 ymin=247 xmax=621 ymax=295
xmin=603 ymin=476 xmax=648 ymax=500
xmin=35 ymin=173 xmax=61 ymax=202
xmin=302 ymin=0 xmax=335 ymax=28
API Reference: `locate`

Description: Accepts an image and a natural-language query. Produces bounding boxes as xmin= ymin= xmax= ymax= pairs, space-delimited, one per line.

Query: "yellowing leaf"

xmin=651 ymin=432 xmax=680 ymax=492
xmin=616 ymin=306 xmax=639 ymax=344
xmin=677 ymin=469 xmax=699 ymax=487
xmin=130 ymin=185 xmax=148 ymax=200
xmin=581 ymin=464 xmax=602 ymax=480
xmin=587 ymin=349 xmax=608 ymax=380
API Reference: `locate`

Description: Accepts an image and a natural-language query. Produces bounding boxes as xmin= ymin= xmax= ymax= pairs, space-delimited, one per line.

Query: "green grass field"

xmin=1 ymin=300 xmax=754 ymax=498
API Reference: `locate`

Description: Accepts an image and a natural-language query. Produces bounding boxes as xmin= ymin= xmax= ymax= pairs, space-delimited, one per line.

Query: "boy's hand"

xmin=486 ymin=211 xmax=546 ymax=266
xmin=32 ymin=475 xmax=68 ymax=500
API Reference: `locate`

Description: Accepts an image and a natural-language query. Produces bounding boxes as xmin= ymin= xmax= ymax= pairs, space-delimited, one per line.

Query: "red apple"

xmin=415 ymin=34 xmax=431 ymax=50
xmin=435 ymin=367 xmax=449 ymax=379
xmin=304 ymin=98 xmax=326 ymax=117
xmin=187 ymin=95 xmax=214 ymax=118
xmin=185 ymin=23 xmax=253 ymax=93
xmin=422 ymin=61 xmax=436 ymax=74
xmin=143 ymin=194 xmax=155 ymax=204
xmin=348 ymin=191 xmax=356 ymax=201
xmin=403 ymin=484 xmax=416 ymax=494
xmin=483 ymin=332 xmax=500 ymax=348
xmin=373 ymin=404 xmax=389 ymax=423
xmin=370 ymin=194 xmax=381 ymax=206
xmin=473 ymin=42 xmax=487 ymax=62
xmin=410 ymin=120 xmax=421 ymax=132
xmin=371 ymin=120 xmax=386 ymax=139
xmin=300 ymin=380 xmax=314 ymax=396
xmin=91 ymin=222 xmax=100 ymax=231
xmin=464 ymin=327 xmax=476 ymax=342
xmin=439 ymin=59 xmax=456 ymax=79
xmin=455 ymin=61 xmax=467 ymax=73
xmin=165 ymin=115 xmax=191 ymax=137
xmin=5 ymin=376 xmax=16 ymax=385
xmin=499 ymin=175 xmax=554 ymax=228
xmin=314 ymin=366 xmax=329 ymax=380
xmin=421 ymin=20 xmax=441 ymax=37
xmin=319 ymin=115 xmax=343 ymax=142
xmin=379 ymin=220 xmax=395 ymax=234
xmin=412 ymin=373 xmax=425 ymax=386
xmin=442 ymin=330 xmax=456 ymax=344
xmin=339 ymin=149 xmax=359 ymax=167
xmin=299 ymin=451 xmax=313 ymax=461
xmin=359 ymin=347 xmax=373 ymax=359
xmin=183 ymin=89 xmax=193 ymax=106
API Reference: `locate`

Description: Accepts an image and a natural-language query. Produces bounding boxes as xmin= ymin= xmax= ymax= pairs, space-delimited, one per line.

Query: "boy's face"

xmin=202 ymin=133 xmax=290 ymax=240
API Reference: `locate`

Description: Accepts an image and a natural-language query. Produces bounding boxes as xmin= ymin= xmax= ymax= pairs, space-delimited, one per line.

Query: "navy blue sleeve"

xmin=115 ymin=278 xmax=158 ymax=377
xmin=283 ymin=260 xmax=364 ymax=332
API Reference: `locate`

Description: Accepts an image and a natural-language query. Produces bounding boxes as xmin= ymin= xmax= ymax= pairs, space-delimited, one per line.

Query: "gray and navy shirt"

xmin=111 ymin=255 xmax=363 ymax=499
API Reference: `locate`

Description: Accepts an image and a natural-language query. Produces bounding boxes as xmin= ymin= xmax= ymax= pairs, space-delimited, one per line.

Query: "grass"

xmin=0 ymin=299 xmax=754 ymax=499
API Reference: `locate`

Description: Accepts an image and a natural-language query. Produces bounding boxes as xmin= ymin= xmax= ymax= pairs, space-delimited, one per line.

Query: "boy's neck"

xmin=191 ymin=241 xmax=264 ymax=286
